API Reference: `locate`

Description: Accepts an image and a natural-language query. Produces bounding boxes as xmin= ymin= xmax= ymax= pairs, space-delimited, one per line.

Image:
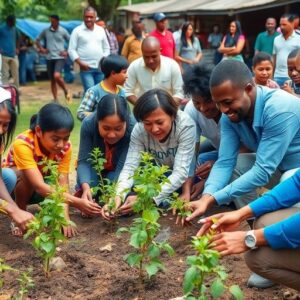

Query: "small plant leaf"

xmin=142 ymin=209 xmax=160 ymax=223
xmin=41 ymin=242 xmax=54 ymax=254
xmin=229 ymin=285 xmax=244 ymax=300
xmin=183 ymin=266 xmax=198 ymax=294
xmin=147 ymin=244 xmax=160 ymax=258
xmin=130 ymin=230 xmax=147 ymax=248
xmin=145 ymin=261 xmax=163 ymax=278
xmin=161 ymin=242 xmax=175 ymax=256
xmin=116 ymin=227 xmax=129 ymax=236
xmin=124 ymin=253 xmax=142 ymax=267
xmin=210 ymin=278 xmax=224 ymax=298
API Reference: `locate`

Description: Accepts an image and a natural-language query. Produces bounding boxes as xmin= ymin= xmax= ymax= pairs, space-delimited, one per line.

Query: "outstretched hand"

xmin=185 ymin=194 xmax=215 ymax=223
xmin=196 ymin=210 xmax=243 ymax=237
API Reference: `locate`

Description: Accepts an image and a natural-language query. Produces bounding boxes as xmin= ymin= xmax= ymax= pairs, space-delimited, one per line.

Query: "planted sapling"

xmin=183 ymin=225 xmax=244 ymax=300
xmin=117 ymin=152 xmax=175 ymax=281
xmin=169 ymin=192 xmax=191 ymax=239
xmin=0 ymin=258 xmax=34 ymax=300
xmin=89 ymin=147 xmax=118 ymax=214
xmin=24 ymin=159 xmax=74 ymax=277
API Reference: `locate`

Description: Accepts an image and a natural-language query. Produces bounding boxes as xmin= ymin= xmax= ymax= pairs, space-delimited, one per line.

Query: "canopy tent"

xmin=16 ymin=19 xmax=81 ymax=40
xmin=118 ymin=0 xmax=299 ymax=16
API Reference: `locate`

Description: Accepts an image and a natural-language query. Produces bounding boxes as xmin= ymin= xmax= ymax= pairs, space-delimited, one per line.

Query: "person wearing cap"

xmin=121 ymin=19 xmax=146 ymax=64
xmin=68 ymin=6 xmax=110 ymax=93
xmin=149 ymin=13 xmax=175 ymax=59
xmin=0 ymin=15 xmax=21 ymax=88
xmin=124 ymin=36 xmax=184 ymax=105
xmin=36 ymin=14 xmax=72 ymax=103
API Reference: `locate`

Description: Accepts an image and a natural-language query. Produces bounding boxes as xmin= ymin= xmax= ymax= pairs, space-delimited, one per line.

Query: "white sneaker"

xmin=247 ymin=273 xmax=275 ymax=288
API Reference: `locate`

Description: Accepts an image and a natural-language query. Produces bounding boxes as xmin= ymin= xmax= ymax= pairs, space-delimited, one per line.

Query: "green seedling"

xmin=0 ymin=258 xmax=34 ymax=300
xmin=183 ymin=227 xmax=244 ymax=300
xmin=24 ymin=159 xmax=74 ymax=277
xmin=169 ymin=192 xmax=191 ymax=239
xmin=89 ymin=147 xmax=118 ymax=214
xmin=117 ymin=152 xmax=175 ymax=281
xmin=170 ymin=192 xmax=191 ymax=219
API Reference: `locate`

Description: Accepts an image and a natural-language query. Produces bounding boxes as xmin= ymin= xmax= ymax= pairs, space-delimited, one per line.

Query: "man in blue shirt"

xmin=186 ymin=60 xmax=300 ymax=286
xmin=0 ymin=15 xmax=21 ymax=88
xmin=196 ymin=169 xmax=300 ymax=291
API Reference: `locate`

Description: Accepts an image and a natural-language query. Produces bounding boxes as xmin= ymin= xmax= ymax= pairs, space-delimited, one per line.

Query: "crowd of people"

xmin=0 ymin=5 xmax=300 ymax=293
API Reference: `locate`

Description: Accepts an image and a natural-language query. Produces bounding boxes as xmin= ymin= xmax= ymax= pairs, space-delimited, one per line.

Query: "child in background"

xmin=252 ymin=52 xmax=279 ymax=88
xmin=77 ymin=54 xmax=129 ymax=121
xmin=5 ymin=103 xmax=102 ymax=236
xmin=282 ymin=48 xmax=300 ymax=97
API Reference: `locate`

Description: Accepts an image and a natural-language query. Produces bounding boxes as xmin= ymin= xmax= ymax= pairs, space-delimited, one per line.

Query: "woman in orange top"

xmin=6 ymin=102 xmax=101 ymax=236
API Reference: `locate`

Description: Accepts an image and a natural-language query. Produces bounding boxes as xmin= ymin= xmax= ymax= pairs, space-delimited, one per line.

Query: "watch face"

xmin=245 ymin=235 xmax=256 ymax=248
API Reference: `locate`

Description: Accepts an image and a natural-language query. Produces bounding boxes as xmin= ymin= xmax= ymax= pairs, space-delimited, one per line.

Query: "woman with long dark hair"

xmin=218 ymin=20 xmax=245 ymax=62
xmin=175 ymin=22 xmax=202 ymax=73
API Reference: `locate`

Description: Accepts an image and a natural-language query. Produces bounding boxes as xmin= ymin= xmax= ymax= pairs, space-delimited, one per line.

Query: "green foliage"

xmin=24 ymin=159 xmax=74 ymax=277
xmin=131 ymin=152 xmax=170 ymax=213
xmin=183 ymin=235 xmax=244 ymax=299
xmin=0 ymin=0 xmax=83 ymax=21
xmin=169 ymin=192 xmax=191 ymax=218
xmin=117 ymin=152 xmax=174 ymax=280
xmin=89 ymin=148 xmax=118 ymax=213
xmin=0 ymin=258 xmax=34 ymax=300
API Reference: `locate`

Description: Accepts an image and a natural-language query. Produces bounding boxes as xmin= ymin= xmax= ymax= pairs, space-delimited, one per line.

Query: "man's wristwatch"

xmin=244 ymin=230 xmax=257 ymax=249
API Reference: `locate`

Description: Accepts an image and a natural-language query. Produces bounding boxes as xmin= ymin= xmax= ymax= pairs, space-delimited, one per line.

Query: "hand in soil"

xmin=185 ymin=194 xmax=215 ymax=223
xmin=9 ymin=206 xmax=35 ymax=233
xmin=197 ymin=210 xmax=243 ymax=236
xmin=209 ymin=231 xmax=248 ymax=256
xmin=74 ymin=197 xmax=102 ymax=216
xmin=119 ymin=195 xmax=137 ymax=215
xmin=63 ymin=224 xmax=78 ymax=238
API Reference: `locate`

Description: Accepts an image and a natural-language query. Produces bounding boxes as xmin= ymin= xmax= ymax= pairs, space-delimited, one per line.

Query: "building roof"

xmin=118 ymin=0 xmax=299 ymax=16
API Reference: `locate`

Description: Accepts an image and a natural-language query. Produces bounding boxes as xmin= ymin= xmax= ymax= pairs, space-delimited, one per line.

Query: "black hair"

xmin=180 ymin=22 xmax=195 ymax=48
xmin=183 ymin=64 xmax=213 ymax=102
xmin=288 ymin=48 xmax=300 ymax=60
xmin=210 ymin=60 xmax=254 ymax=89
xmin=97 ymin=94 xmax=130 ymax=124
xmin=0 ymin=100 xmax=17 ymax=151
xmin=224 ymin=20 xmax=243 ymax=47
xmin=281 ymin=13 xmax=295 ymax=23
xmin=100 ymin=54 xmax=129 ymax=79
xmin=133 ymin=88 xmax=178 ymax=122
xmin=252 ymin=52 xmax=273 ymax=67
xmin=30 ymin=103 xmax=74 ymax=133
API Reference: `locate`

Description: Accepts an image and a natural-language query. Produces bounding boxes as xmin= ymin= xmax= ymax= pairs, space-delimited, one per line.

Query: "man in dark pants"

xmin=36 ymin=15 xmax=71 ymax=102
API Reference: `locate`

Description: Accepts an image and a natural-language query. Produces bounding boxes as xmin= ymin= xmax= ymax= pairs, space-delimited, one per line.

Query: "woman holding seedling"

xmin=0 ymin=87 xmax=34 ymax=234
xmin=76 ymin=94 xmax=134 ymax=203
xmin=5 ymin=103 xmax=102 ymax=236
xmin=102 ymin=88 xmax=196 ymax=218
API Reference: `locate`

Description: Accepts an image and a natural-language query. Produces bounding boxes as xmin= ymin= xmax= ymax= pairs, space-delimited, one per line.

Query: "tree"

xmin=88 ymin=0 xmax=122 ymax=21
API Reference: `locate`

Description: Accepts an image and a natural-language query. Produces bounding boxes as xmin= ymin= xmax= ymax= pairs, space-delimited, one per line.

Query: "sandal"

xmin=10 ymin=221 xmax=23 ymax=237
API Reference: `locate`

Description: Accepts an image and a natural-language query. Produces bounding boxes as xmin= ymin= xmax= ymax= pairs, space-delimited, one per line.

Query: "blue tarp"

xmin=16 ymin=19 xmax=81 ymax=40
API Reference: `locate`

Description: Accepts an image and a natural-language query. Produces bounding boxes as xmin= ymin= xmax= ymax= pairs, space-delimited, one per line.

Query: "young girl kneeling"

xmin=5 ymin=103 xmax=101 ymax=236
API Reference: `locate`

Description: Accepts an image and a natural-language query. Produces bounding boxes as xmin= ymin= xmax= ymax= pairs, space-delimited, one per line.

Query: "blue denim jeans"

xmin=2 ymin=168 xmax=17 ymax=194
xmin=80 ymin=68 xmax=104 ymax=92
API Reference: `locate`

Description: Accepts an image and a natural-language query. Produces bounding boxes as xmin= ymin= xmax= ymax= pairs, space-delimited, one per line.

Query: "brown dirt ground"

xmin=0 ymin=82 xmax=299 ymax=300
